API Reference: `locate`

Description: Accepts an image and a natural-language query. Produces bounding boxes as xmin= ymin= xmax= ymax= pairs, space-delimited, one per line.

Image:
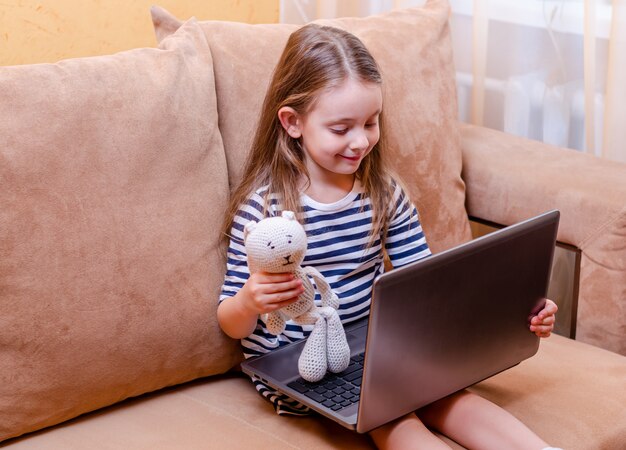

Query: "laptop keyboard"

xmin=287 ymin=353 xmax=364 ymax=411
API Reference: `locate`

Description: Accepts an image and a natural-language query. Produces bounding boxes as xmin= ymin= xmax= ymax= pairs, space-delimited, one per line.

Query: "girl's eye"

xmin=330 ymin=128 xmax=348 ymax=135
xmin=365 ymin=122 xmax=378 ymax=129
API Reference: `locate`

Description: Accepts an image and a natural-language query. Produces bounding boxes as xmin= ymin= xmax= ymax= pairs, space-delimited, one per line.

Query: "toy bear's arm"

xmin=264 ymin=311 xmax=287 ymax=335
xmin=302 ymin=266 xmax=339 ymax=310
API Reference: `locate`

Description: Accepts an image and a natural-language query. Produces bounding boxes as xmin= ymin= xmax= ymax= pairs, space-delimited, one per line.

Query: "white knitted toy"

xmin=244 ymin=211 xmax=351 ymax=382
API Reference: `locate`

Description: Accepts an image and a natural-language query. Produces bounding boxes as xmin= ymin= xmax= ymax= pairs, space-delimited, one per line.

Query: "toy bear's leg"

xmin=298 ymin=316 xmax=328 ymax=382
xmin=264 ymin=312 xmax=287 ymax=336
xmin=325 ymin=310 xmax=351 ymax=373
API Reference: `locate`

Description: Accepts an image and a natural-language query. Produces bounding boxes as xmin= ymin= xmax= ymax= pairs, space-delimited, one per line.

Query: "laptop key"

xmin=287 ymin=381 xmax=309 ymax=394
xmin=331 ymin=404 xmax=343 ymax=411
xmin=340 ymin=386 xmax=351 ymax=394
xmin=338 ymin=364 xmax=361 ymax=376
xmin=304 ymin=391 xmax=326 ymax=403
xmin=345 ymin=368 xmax=363 ymax=382
xmin=322 ymin=399 xmax=335 ymax=408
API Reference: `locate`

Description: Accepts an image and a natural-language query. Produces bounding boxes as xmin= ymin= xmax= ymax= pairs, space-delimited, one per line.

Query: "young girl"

xmin=217 ymin=24 xmax=559 ymax=450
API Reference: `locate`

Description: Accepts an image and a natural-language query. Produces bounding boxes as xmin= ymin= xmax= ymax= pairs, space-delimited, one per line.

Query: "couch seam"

xmin=577 ymin=206 xmax=626 ymax=252
xmin=177 ymin=392 xmax=301 ymax=449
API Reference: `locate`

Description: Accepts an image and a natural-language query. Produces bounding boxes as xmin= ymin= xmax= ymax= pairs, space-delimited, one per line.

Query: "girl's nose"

xmin=349 ymin=131 xmax=369 ymax=151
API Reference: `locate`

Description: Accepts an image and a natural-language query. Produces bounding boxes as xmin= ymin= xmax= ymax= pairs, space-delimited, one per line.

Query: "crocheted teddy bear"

xmin=244 ymin=211 xmax=351 ymax=382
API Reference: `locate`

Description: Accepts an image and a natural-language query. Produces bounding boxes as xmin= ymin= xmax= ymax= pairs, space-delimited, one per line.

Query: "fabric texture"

xmin=460 ymin=124 xmax=626 ymax=355
xmin=150 ymin=0 xmax=472 ymax=254
xmin=0 ymin=19 xmax=240 ymax=442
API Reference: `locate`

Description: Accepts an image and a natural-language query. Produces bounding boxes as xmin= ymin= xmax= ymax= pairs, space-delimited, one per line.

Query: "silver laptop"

xmin=241 ymin=210 xmax=560 ymax=433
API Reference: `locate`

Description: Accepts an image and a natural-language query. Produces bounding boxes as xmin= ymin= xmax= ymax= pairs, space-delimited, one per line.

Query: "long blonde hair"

xmin=222 ymin=24 xmax=395 ymax=245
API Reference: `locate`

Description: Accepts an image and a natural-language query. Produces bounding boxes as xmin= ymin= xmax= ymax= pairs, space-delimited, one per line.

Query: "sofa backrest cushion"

xmin=0 ymin=19 xmax=240 ymax=442
xmin=151 ymin=0 xmax=472 ymax=253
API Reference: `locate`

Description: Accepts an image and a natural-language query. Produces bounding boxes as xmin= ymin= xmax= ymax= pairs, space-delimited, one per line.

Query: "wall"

xmin=0 ymin=1 xmax=278 ymax=66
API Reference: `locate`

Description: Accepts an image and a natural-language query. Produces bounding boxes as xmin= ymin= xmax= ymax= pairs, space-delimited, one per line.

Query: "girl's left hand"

xmin=530 ymin=299 xmax=558 ymax=338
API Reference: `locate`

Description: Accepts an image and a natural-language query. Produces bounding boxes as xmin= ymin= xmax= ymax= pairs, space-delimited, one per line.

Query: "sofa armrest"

xmin=460 ymin=123 xmax=626 ymax=355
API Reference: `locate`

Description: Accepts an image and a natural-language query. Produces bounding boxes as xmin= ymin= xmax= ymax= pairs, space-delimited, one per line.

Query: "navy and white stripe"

xmin=219 ymin=179 xmax=431 ymax=415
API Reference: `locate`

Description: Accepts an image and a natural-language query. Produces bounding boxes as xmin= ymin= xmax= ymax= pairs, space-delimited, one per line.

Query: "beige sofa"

xmin=1 ymin=1 xmax=625 ymax=448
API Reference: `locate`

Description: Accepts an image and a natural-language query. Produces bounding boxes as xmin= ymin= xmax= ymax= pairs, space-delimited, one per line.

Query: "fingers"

xmin=256 ymin=272 xmax=303 ymax=293
xmin=245 ymin=272 xmax=305 ymax=314
xmin=264 ymin=285 xmax=305 ymax=310
xmin=530 ymin=314 xmax=555 ymax=326
xmin=530 ymin=322 xmax=554 ymax=336
xmin=273 ymin=278 xmax=304 ymax=296
xmin=249 ymin=284 xmax=303 ymax=306
xmin=537 ymin=299 xmax=558 ymax=320
xmin=529 ymin=298 xmax=558 ymax=338
xmin=530 ymin=315 xmax=555 ymax=337
xmin=255 ymin=271 xmax=297 ymax=284
xmin=261 ymin=276 xmax=304 ymax=302
xmin=533 ymin=326 xmax=552 ymax=337
xmin=268 ymin=296 xmax=302 ymax=311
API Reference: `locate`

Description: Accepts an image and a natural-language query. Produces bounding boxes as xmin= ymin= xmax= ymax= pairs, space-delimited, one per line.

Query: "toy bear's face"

xmin=244 ymin=211 xmax=307 ymax=273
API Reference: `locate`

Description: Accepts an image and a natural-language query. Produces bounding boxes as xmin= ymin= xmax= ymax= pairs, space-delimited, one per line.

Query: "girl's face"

xmin=293 ymin=79 xmax=383 ymax=188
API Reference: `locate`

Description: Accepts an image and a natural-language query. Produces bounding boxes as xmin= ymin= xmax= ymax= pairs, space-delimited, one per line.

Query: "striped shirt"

xmin=219 ymin=179 xmax=431 ymax=415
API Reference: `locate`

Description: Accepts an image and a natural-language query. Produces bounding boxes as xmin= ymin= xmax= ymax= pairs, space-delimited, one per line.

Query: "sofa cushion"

xmin=151 ymin=0 xmax=472 ymax=252
xmin=0 ymin=19 xmax=240 ymax=441
xmin=4 ymin=335 xmax=625 ymax=449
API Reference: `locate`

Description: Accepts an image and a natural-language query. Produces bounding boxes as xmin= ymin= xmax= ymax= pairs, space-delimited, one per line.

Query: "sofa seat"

xmin=5 ymin=335 xmax=625 ymax=450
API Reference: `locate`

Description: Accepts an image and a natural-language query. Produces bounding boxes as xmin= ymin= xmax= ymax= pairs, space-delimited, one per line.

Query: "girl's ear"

xmin=277 ymin=107 xmax=302 ymax=139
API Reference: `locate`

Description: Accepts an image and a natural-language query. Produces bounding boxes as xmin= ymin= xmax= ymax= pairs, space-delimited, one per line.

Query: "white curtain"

xmin=603 ymin=0 xmax=626 ymax=162
xmin=280 ymin=0 xmax=626 ymax=163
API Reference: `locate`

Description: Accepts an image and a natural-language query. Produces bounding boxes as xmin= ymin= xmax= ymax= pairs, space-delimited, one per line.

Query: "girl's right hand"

xmin=240 ymin=272 xmax=304 ymax=315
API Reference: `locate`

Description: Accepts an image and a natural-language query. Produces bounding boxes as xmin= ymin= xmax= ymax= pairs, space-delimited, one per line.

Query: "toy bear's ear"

xmin=243 ymin=221 xmax=257 ymax=242
xmin=282 ymin=211 xmax=296 ymax=221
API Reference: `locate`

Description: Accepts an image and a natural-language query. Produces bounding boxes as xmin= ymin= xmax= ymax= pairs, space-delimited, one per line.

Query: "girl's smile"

xmin=338 ymin=154 xmax=362 ymax=162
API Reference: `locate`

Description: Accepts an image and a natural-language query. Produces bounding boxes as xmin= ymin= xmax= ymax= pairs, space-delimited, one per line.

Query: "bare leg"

xmin=417 ymin=390 xmax=549 ymax=450
xmin=369 ymin=412 xmax=452 ymax=450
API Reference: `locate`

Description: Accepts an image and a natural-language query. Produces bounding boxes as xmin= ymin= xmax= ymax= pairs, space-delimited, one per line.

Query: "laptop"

xmin=241 ymin=210 xmax=560 ymax=433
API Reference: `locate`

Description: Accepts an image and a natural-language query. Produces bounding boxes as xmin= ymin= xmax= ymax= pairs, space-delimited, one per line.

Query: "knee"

xmin=369 ymin=413 xmax=420 ymax=446
xmin=416 ymin=389 xmax=477 ymax=428
xmin=369 ymin=413 xmax=450 ymax=450
xmin=429 ymin=389 xmax=479 ymax=411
